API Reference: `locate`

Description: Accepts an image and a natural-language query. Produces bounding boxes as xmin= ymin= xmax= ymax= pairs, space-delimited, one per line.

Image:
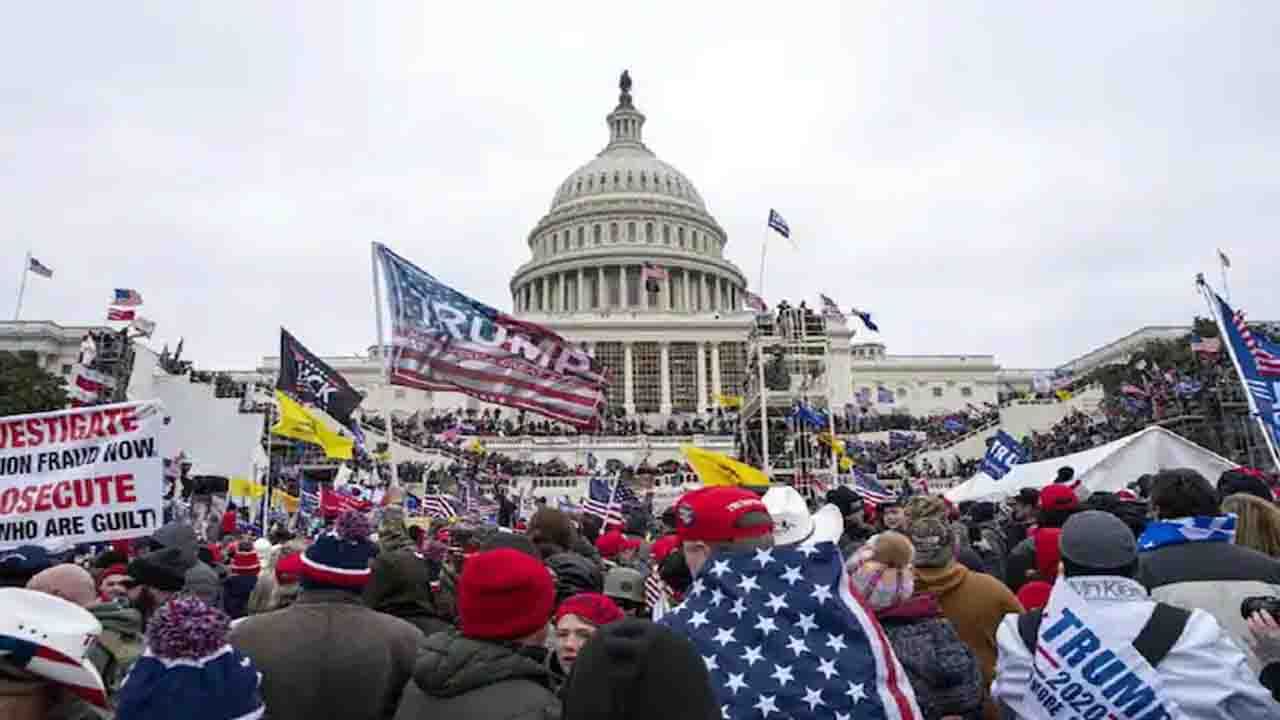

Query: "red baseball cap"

xmin=650 ymin=534 xmax=680 ymax=565
xmin=1039 ymin=484 xmax=1079 ymax=512
xmin=674 ymin=487 xmax=773 ymax=543
xmin=594 ymin=530 xmax=641 ymax=559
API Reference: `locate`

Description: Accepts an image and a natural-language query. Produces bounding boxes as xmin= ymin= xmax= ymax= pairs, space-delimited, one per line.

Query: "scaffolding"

xmin=85 ymin=328 xmax=136 ymax=403
xmin=738 ymin=305 xmax=839 ymax=493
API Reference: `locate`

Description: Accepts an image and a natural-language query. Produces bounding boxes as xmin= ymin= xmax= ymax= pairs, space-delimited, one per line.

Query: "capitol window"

xmin=577 ymin=227 xmax=585 ymax=248
xmin=627 ymin=171 xmax=633 ymax=187
xmin=961 ymin=387 xmax=974 ymax=398
xmin=646 ymin=222 xmax=654 ymax=243
xmin=640 ymin=172 xmax=647 ymax=188
xmin=628 ymin=222 xmax=636 ymax=242
xmin=932 ymin=387 xmax=944 ymax=398
xmin=897 ymin=388 xmax=908 ymax=399
xmin=610 ymin=222 xmax=619 ymax=243
xmin=678 ymin=227 xmax=686 ymax=248
xmin=663 ymin=225 xmax=671 ymax=244
xmin=587 ymin=175 xmax=593 ymax=190
xmin=593 ymin=225 xmax=602 ymax=245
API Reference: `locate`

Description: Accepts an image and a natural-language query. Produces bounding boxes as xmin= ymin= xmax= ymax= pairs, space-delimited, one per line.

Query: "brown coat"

xmin=230 ymin=588 xmax=424 ymax=720
xmin=914 ymin=562 xmax=1022 ymax=720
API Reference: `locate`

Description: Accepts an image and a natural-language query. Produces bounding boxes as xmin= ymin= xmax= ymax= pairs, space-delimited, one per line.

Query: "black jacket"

xmin=393 ymin=630 xmax=561 ymax=720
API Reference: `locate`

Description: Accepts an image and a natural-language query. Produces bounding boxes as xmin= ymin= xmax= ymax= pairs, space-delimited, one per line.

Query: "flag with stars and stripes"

xmin=1212 ymin=291 xmax=1280 ymax=450
xmin=582 ymin=476 xmax=624 ymax=527
xmin=661 ymin=542 xmax=920 ymax=720
xmin=423 ymin=494 xmax=458 ymax=520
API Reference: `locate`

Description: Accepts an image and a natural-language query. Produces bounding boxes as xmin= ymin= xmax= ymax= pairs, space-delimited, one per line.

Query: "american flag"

xmin=27 ymin=256 xmax=53 ymax=278
xmin=641 ymin=261 xmax=669 ymax=282
xmin=112 ymin=288 xmax=143 ymax=306
xmin=743 ymin=290 xmax=768 ymax=313
xmin=767 ymin=208 xmax=791 ymax=239
xmin=661 ymin=543 xmax=921 ymax=720
xmin=1189 ymin=334 xmax=1222 ymax=356
xmin=819 ymin=294 xmax=845 ymax=321
xmin=423 ymin=494 xmax=459 ymax=520
xmin=853 ymin=472 xmax=896 ymax=506
xmin=583 ymin=476 xmax=624 ymax=526
xmin=645 ymin=565 xmax=672 ymax=618
xmin=106 ymin=307 xmax=135 ymax=321
xmin=299 ymin=478 xmax=320 ymax=516
xmin=375 ymin=243 xmax=608 ymax=429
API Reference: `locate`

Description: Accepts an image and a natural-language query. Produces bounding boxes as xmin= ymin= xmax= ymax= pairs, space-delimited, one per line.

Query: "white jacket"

xmin=992 ymin=575 xmax=1280 ymax=720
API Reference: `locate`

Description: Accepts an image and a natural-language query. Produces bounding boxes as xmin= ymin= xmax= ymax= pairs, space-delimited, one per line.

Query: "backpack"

xmin=1017 ymin=602 xmax=1191 ymax=667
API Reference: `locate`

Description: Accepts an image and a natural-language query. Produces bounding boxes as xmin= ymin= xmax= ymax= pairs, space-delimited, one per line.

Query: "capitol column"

xmin=540 ymin=277 xmax=548 ymax=312
xmin=659 ymin=341 xmax=672 ymax=414
xmin=696 ymin=342 xmax=707 ymax=414
xmin=711 ymin=342 xmax=722 ymax=401
xmin=623 ymin=342 xmax=636 ymax=414
xmin=619 ymin=265 xmax=629 ymax=310
xmin=577 ymin=267 xmax=586 ymax=311
xmin=684 ymin=270 xmax=694 ymax=312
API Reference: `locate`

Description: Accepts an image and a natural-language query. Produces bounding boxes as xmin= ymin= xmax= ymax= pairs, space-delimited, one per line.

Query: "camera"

xmin=1240 ymin=596 xmax=1280 ymax=619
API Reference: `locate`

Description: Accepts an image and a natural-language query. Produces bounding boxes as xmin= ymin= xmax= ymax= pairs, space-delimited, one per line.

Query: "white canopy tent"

xmin=944 ymin=426 xmax=1237 ymax=504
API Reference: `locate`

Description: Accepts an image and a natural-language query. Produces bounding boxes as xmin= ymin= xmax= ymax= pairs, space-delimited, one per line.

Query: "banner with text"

xmin=0 ymin=401 xmax=165 ymax=549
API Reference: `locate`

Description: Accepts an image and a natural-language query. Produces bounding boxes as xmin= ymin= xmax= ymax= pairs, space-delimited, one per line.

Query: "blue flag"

xmin=767 ymin=209 xmax=790 ymax=238
xmin=661 ymin=543 xmax=921 ymax=719
xmin=791 ymin=402 xmax=828 ymax=430
xmin=979 ymin=430 xmax=1028 ymax=480
xmin=1214 ymin=291 xmax=1280 ymax=450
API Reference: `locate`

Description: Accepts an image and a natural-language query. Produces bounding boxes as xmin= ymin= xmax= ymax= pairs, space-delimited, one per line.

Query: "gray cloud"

xmin=2 ymin=2 xmax=1276 ymax=371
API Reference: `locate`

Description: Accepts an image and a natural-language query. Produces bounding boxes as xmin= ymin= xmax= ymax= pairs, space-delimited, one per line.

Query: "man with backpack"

xmin=992 ymin=510 xmax=1278 ymax=718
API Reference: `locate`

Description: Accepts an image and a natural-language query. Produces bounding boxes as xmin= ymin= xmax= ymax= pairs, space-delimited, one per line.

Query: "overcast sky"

xmin=3 ymin=2 xmax=1276 ymax=372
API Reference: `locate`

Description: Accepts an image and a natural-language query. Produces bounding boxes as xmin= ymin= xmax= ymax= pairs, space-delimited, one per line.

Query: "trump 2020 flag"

xmin=1213 ymin=291 xmax=1280 ymax=449
xmin=374 ymin=243 xmax=608 ymax=428
xmin=662 ymin=543 xmax=921 ymax=720
xmin=979 ymin=430 xmax=1028 ymax=480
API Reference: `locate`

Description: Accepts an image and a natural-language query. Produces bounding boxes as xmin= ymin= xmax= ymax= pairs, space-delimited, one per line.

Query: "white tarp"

xmin=944 ymin=426 xmax=1237 ymax=503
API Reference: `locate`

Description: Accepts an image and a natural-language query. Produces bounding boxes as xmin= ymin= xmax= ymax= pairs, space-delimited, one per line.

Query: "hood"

xmin=365 ymin=550 xmax=435 ymax=615
xmin=876 ymin=593 xmax=941 ymax=622
xmin=913 ymin=562 xmax=969 ymax=598
xmin=89 ymin=600 xmax=143 ymax=637
xmin=184 ymin=561 xmax=221 ymax=604
xmin=152 ymin=522 xmax=198 ymax=567
xmin=412 ymin=630 xmax=553 ymax=698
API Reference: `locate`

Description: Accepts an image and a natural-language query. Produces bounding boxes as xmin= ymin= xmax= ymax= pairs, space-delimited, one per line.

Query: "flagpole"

xmin=757 ymin=228 xmax=768 ymax=298
xmin=1220 ymin=253 xmax=1232 ymax=303
xmin=13 ymin=251 xmax=30 ymax=321
xmin=370 ymin=243 xmax=399 ymax=488
xmin=1197 ymin=276 xmax=1280 ymax=471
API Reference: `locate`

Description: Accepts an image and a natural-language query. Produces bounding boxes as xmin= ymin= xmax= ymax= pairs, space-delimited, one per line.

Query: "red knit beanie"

xmin=1017 ymin=580 xmax=1052 ymax=611
xmin=555 ymin=592 xmax=625 ymax=628
xmin=459 ymin=548 xmax=555 ymax=641
xmin=1033 ymin=527 xmax=1063 ymax=583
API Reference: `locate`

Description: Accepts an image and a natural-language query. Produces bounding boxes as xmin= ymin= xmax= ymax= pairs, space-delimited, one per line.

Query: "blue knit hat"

xmin=115 ymin=595 xmax=264 ymax=720
xmin=300 ymin=510 xmax=376 ymax=590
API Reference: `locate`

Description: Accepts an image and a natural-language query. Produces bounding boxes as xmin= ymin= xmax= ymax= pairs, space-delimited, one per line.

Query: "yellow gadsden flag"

xmin=714 ymin=393 xmax=744 ymax=409
xmin=681 ymin=445 xmax=770 ymax=488
xmin=229 ymin=477 xmax=266 ymax=499
xmin=272 ymin=390 xmax=354 ymax=460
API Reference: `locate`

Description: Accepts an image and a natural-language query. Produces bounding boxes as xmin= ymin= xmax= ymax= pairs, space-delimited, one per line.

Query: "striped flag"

xmin=375 ymin=243 xmax=608 ymax=429
xmin=645 ymin=566 xmax=672 ymax=619
xmin=27 ymin=256 xmax=53 ymax=278
xmin=1232 ymin=309 xmax=1280 ymax=377
xmin=111 ymin=288 xmax=143 ymax=306
xmin=106 ymin=307 xmax=135 ymax=321
xmin=641 ymin=261 xmax=669 ymax=281
xmin=819 ymin=293 xmax=845 ymax=321
xmin=423 ymin=494 xmax=459 ymax=520
xmin=853 ymin=472 xmax=896 ymax=505
xmin=743 ymin=290 xmax=767 ymax=313
xmin=767 ymin=208 xmax=790 ymax=239
xmin=583 ymin=477 xmax=624 ymax=526
xmin=1189 ymin=334 xmax=1222 ymax=356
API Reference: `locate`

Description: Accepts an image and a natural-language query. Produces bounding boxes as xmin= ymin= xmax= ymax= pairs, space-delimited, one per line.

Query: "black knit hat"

xmin=562 ymin=618 xmax=718 ymax=720
xmin=127 ymin=547 xmax=188 ymax=592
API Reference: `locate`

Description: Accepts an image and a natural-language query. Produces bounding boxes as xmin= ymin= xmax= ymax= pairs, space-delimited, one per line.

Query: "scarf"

xmin=1137 ymin=514 xmax=1236 ymax=552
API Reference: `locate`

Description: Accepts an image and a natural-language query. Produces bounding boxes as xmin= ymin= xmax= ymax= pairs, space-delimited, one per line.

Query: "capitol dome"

xmin=510 ymin=72 xmax=747 ymax=318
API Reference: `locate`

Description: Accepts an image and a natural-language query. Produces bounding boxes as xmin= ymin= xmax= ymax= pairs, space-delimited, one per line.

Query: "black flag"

xmin=277 ymin=328 xmax=362 ymax=424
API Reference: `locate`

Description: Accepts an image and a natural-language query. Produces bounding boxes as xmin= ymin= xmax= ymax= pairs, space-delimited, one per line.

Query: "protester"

xmin=1220 ymin=468 xmax=1275 ymax=504
xmin=364 ymin=533 xmax=451 ymax=638
xmin=0 ymin=587 xmax=111 ymax=720
xmin=994 ymin=510 xmax=1278 ymax=718
xmin=850 ymin=532 xmax=984 ymax=720
xmin=393 ymin=548 xmax=561 ymax=719
xmin=965 ymin=501 xmax=1007 ymax=580
xmin=115 ymin=595 xmax=265 ymax=720
xmin=1246 ymin=609 xmax=1280 ymax=702
xmin=26 ymin=563 xmax=143 ymax=700
xmin=1225 ymin=492 xmax=1280 ymax=559
xmin=223 ymin=542 xmax=261 ymax=620
xmin=1002 ymin=488 xmax=1039 ymax=549
xmin=562 ymin=619 xmax=719 ymax=720
xmin=1003 ymin=484 xmax=1078 ymax=593
xmin=826 ymin=485 xmax=873 ymax=556
xmin=149 ymin=521 xmax=222 ymax=606
xmin=231 ymin=510 xmax=423 ymax=720
xmin=546 ymin=550 xmax=604 ymax=605
xmin=1014 ymin=580 xmax=1051 ymax=612
xmin=126 ymin=546 xmax=189 ymax=625
xmin=1138 ymin=468 xmax=1280 ymax=670
xmin=270 ymin=550 xmax=305 ymax=610
xmin=0 ymin=545 xmax=52 ymax=588
xmin=906 ymin=495 xmax=1022 ymax=720
xmin=879 ymin=497 xmax=907 ymax=532
xmin=97 ymin=563 xmax=131 ymax=603
xmin=553 ymin=592 xmax=624 ymax=675
xmin=595 ymin=529 xmax=641 ymax=566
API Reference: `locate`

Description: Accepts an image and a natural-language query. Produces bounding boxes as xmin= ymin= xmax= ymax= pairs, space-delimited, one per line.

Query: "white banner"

xmin=0 ymin=401 xmax=166 ymax=550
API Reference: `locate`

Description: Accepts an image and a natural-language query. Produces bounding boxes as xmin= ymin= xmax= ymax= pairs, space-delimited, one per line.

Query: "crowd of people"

xmin=8 ymin=463 xmax=1280 ymax=718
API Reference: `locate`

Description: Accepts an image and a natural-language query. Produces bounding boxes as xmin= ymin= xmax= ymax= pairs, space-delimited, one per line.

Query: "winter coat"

xmin=970 ymin=521 xmax=1007 ymax=582
xmin=1138 ymin=539 xmax=1280 ymax=671
xmin=877 ymin=594 xmax=983 ymax=720
xmin=85 ymin=600 xmax=143 ymax=698
xmin=230 ymin=588 xmax=424 ymax=720
xmin=364 ymin=548 xmax=452 ymax=640
xmin=393 ymin=630 xmax=561 ymax=720
xmin=993 ymin=575 xmax=1278 ymax=719
xmin=914 ymin=561 xmax=1023 ymax=720
xmin=222 ymin=574 xmax=258 ymax=620
xmin=1003 ymin=536 xmax=1036 ymax=593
